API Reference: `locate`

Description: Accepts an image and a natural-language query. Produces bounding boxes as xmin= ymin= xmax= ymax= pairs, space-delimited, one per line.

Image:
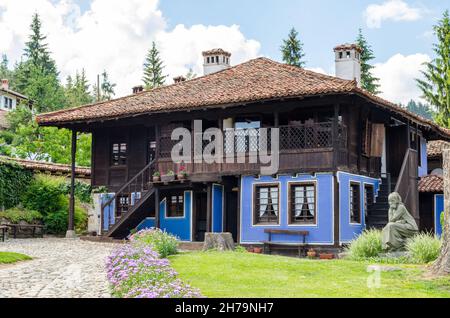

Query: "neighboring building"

xmin=418 ymin=140 xmax=449 ymax=236
xmin=0 ymin=79 xmax=30 ymax=129
xmin=37 ymin=46 xmax=450 ymax=246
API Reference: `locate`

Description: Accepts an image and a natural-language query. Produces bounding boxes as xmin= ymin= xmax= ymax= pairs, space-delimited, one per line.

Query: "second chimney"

xmin=334 ymin=44 xmax=362 ymax=87
xmin=132 ymin=85 xmax=144 ymax=94
xmin=173 ymin=76 xmax=186 ymax=84
xmin=1 ymin=79 xmax=9 ymax=90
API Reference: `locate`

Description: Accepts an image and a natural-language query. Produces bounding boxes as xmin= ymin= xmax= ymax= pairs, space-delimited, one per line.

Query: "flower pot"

xmin=319 ymin=253 xmax=334 ymax=260
xmin=253 ymin=247 xmax=263 ymax=254
xmin=152 ymin=176 xmax=160 ymax=183
xmin=177 ymin=174 xmax=186 ymax=180
xmin=161 ymin=175 xmax=175 ymax=183
xmin=307 ymin=250 xmax=317 ymax=259
xmin=247 ymin=247 xmax=255 ymax=253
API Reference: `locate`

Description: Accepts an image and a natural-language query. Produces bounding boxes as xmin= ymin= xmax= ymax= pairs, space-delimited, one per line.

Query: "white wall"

xmin=0 ymin=92 xmax=18 ymax=111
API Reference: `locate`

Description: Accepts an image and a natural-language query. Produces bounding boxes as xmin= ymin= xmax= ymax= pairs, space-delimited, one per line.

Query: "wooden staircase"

xmin=102 ymin=159 xmax=157 ymax=239
xmin=366 ymin=175 xmax=396 ymax=229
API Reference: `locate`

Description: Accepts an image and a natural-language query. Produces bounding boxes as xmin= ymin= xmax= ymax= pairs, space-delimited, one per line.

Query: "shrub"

xmin=21 ymin=174 xmax=88 ymax=234
xmin=346 ymin=229 xmax=383 ymax=260
xmin=441 ymin=212 xmax=445 ymax=231
xmin=106 ymin=244 xmax=201 ymax=298
xmin=130 ymin=228 xmax=179 ymax=258
xmin=0 ymin=206 xmax=42 ymax=224
xmin=406 ymin=233 xmax=442 ymax=264
xmin=0 ymin=160 xmax=34 ymax=209
xmin=234 ymin=246 xmax=248 ymax=253
xmin=59 ymin=180 xmax=92 ymax=203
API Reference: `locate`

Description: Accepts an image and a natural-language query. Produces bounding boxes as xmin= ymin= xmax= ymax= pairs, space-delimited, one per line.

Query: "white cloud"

xmin=373 ymin=53 xmax=430 ymax=105
xmin=0 ymin=0 xmax=261 ymax=97
xmin=305 ymin=67 xmax=329 ymax=75
xmin=365 ymin=0 xmax=423 ymax=28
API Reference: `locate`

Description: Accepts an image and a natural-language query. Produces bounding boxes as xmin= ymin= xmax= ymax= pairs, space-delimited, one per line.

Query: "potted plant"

xmin=253 ymin=246 xmax=263 ymax=254
xmin=161 ymin=170 xmax=175 ymax=183
xmin=307 ymin=248 xmax=317 ymax=259
xmin=319 ymin=253 xmax=334 ymax=260
xmin=152 ymin=171 xmax=161 ymax=183
xmin=177 ymin=166 xmax=188 ymax=180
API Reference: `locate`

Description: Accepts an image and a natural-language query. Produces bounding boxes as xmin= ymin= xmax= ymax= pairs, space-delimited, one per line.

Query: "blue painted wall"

xmin=419 ymin=137 xmax=428 ymax=177
xmin=337 ymin=172 xmax=380 ymax=243
xmin=435 ymin=194 xmax=444 ymax=237
xmin=212 ymin=184 xmax=224 ymax=233
xmin=240 ymin=174 xmax=334 ymax=245
xmin=136 ymin=218 xmax=155 ymax=231
xmin=159 ymin=191 xmax=193 ymax=241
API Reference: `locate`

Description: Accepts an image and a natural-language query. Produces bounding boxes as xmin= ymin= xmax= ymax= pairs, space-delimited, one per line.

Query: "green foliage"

xmin=281 ymin=28 xmax=305 ymax=68
xmin=143 ymin=42 xmax=167 ymax=89
xmin=356 ymin=28 xmax=381 ymax=94
xmin=406 ymin=233 xmax=442 ymax=264
xmin=345 ymin=229 xmax=383 ymax=260
xmin=0 ymin=54 xmax=12 ymax=81
xmin=130 ymin=228 xmax=179 ymax=258
xmin=92 ymin=71 xmax=116 ymax=101
xmin=0 ymin=206 xmax=42 ymax=224
xmin=417 ymin=10 xmax=450 ymax=128
xmin=0 ymin=160 xmax=34 ymax=210
xmin=20 ymin=174 xmax=88 ymax=234
xmin=65 ymin=69 xmax=95 ymax=107
xmin=406 ymin=100 xmax=436 ymax=120
xmin=185 ymin=68 xmax=197 ymax=80
xmin=234 ymin=246 xmax=248 ymax=253
xmin=59 ymin=179 xmax=92 ymax=203
xmin=441 ymin=211 xmax=445 ymax=230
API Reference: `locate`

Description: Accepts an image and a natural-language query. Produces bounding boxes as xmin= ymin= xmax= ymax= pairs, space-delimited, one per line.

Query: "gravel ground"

xmin=0 ymin=238 xmax=119 ymax=298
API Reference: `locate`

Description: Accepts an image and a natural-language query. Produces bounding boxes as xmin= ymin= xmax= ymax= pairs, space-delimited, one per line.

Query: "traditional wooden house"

xmin=37 ymin=46 xmax=450 ymax=248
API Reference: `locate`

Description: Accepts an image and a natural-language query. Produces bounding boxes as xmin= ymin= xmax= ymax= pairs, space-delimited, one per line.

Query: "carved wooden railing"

xmin=101 ymin=159 xmax=157 ymax=233
xmin=158 ymin=122 xmax=347 ymax=158
xmin=394 ymin=149 xmax=419 ymax=220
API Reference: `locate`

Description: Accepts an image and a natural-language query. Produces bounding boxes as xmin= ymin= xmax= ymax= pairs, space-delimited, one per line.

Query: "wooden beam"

xmin=154 ymin=187 xmax=160 ymax=228
xmin=68 ymin=129 xmax=77 ymax=236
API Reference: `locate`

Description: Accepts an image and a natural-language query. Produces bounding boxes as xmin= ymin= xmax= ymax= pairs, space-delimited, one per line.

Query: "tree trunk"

xmin=431 ymin=149 xmax=450 ymax=275
xmin=203 ymin=233 xmax=235 ymax=251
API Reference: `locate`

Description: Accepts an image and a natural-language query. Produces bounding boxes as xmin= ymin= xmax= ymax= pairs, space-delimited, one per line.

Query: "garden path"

xmin=0 ymin=238 xmax=118 ymax=298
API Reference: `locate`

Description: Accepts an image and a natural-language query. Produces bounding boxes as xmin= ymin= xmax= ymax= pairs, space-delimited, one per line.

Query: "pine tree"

xmin=356 ymin=28 xmax=381 ymax=94
xmin=0 ymin=54 xmax=11 ymax=80
xmin=143 ymin=42 xmax=167 ymax=89
xmin=405 ymin=100 xmax=436 ymax=120
xmin=281 ymin=28 xmax=305 ymax=68
xmin=417 ymin=10 xmax=450 ymax=128
xmin=65 ymin=69 xmax=94 ymax=107
xmin=185 ymin=68 xmax=197 ymax=80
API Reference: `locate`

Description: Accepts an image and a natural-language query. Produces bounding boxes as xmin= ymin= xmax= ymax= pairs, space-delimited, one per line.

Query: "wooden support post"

xmin=154 ymin=187 xmax=160 ymax=228
xmin=333 ymin=104 xmax=340 ymax=169
xmin=274 ymin=112 xmax=279 ymax=128
xmin=206 ymin=183 xmax=212 ymax=233
xmin=66 ymin=129 xmax=77 ymax=238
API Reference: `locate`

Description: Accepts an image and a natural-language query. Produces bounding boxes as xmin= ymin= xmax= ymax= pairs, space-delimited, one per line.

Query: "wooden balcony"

xmin=155 ymin=122 xmax=348 ymax=178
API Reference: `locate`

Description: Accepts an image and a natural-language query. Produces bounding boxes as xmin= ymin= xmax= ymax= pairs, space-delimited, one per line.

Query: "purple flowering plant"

xmin=106 ymin=229 xmax=202 ymax=298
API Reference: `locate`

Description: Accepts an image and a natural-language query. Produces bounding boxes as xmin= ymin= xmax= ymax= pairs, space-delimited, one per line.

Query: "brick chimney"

xmin=202 ymin=49 xmax=231 ymax=76
xmin=334 ymin=44 xmax=362 ymax=87
xmin=173 ymin=76 xmax=186 ymax=84
xmin=1 ymin=79 xmax=9 ymax=90
xmin=132 ymin=85 xmax=144 ymax=94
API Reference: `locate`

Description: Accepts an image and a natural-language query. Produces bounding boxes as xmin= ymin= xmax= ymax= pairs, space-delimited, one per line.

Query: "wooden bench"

xmin=0 ymin=225 xmax=7 ymax=242
xmin=4 ymin=224 xmax=44 ymax=239
xmin=263 ymin=229 xmax=309 ymax=257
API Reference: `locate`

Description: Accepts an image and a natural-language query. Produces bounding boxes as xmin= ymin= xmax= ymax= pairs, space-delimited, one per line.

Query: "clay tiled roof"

xmin=418 ymin=175 xmax=444 ymax=193
xmin=427 ymin=140 xmax=450 ymax=158
xmin=0 ymin=156 xmax=91 ymax=178
xmin=202 ymin=48 xmax=231 ymax=56
xmin=35 ymin=57 xmax=450 ymax=140
xmin=333 ymin=43 xmax=362 ymax=53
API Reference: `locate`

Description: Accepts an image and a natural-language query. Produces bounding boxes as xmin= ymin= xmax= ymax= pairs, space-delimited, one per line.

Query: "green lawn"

xmin=169 ymin=251 xmax=450 ymax=298
xmin=0 ymin=252 xmax=31 ymax=264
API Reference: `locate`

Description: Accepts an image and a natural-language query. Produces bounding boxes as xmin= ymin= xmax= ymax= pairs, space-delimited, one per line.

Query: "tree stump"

xmin=203 ymin=233 xmax=235 ymax=251
xmin=432 ymin=149 xmax=450 ymax=276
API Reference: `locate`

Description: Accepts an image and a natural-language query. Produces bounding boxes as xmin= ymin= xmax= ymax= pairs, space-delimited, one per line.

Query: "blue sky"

xmin=1 ymin=0 xmax=448 ymax=103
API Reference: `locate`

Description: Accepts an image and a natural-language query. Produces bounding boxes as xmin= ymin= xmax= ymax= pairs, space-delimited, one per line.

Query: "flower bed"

xmin=106 ymin=229 xmax=202 ymax=298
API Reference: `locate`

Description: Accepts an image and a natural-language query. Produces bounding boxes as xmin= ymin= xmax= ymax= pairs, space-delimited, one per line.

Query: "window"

xmin=254 ymin=185 xmax=279 ymax=225
xmin=339 ymin=52 xmax=343 ymax=59
xmin=206 ymin=57 xmax=210 ymax=63
xmin=289 ymin=183 xmax=316 ymax=224
xmin=116 ymin=194 xmax=130 ymax=218
xmin=350 ymin=183 xmax=361 ymax=224
xmin=167 ymin=193 xmax=184 ymax=217
xmin=364 ymin=185 xmax=374 ymax=218
xmin=111 ymin=142 xmax=127 ymax=166
xmin=346 ymin=51 xmax=351 ymax=58
xmin=3 ymin=97 xmax=13 ymax=109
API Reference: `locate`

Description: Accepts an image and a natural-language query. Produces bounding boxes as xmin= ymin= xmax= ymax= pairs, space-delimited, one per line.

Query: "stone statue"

xmin=382 ymin=192 xmax=418 ymax=251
